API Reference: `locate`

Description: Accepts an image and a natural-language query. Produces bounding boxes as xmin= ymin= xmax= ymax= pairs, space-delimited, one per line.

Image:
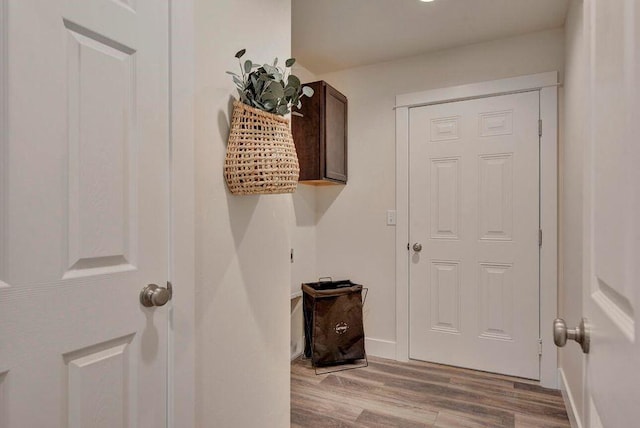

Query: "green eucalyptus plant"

xmin=227 ymin=49 xmax=314 ymax=116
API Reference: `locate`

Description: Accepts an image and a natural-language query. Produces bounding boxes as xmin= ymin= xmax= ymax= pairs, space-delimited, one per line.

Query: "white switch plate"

xmin=386 ymin=210 xmax=397 ymax=226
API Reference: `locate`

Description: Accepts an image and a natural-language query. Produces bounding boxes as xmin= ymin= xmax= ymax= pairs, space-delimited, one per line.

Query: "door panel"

xmin=0 ymin=1 xmax=169 ymax=427
xmin=65 ymin=16 xmax=137 ymax=277
xmin=584 ymin=0 xmax=640 ymax=426
xmin=430 ymin=157 xmax=460 ymax=240
xmin=409 ymin=92 xmax=540 ymax=379
xmin=429 ymin=260 xmax=460 ymax=334
xmin=478 ymin=153 xmax=513 ymax=241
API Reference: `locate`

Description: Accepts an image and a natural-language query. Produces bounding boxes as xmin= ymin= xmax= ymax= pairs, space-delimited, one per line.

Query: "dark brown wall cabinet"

xmin=292 ymin=81 xmax=348 ymax=184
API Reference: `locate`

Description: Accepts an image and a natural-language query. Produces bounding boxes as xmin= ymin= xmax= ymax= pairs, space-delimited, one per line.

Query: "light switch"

xmin=386 ymin=210 xmax=397 ymax=226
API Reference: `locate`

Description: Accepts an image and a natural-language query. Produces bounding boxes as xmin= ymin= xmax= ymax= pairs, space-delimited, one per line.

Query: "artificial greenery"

xmin=227 ymin=49 xmax=314 ymax=116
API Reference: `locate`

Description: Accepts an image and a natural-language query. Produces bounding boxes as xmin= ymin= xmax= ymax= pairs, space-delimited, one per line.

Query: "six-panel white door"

xmin=409 ymin=92 xmax=540 ymax=379
xmin=582 ymin=0 xmax=640 ymax=426
xmin=0 ymin=0 xmax=170 ymax=427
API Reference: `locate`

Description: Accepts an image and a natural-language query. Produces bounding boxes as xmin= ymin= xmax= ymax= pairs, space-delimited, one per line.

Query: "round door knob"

xmin=140 ymin=282 xmax=173 ymax=307
xmin=413 ymin=243 xmax=423 ymax=252
xmin=553 ymin=317 xmax=590 ymax=354
xmin=553 ymin=319 xmax=568 ymax=347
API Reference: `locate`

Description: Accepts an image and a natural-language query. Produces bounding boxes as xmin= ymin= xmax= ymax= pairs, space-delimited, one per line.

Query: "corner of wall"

xmin=194 ymin=0 xmax=293 ymax=426
xmin=289 ymin=62 xmax=319 ymax=359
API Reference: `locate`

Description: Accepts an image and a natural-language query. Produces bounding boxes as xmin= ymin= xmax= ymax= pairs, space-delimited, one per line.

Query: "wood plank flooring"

xmin=291 ymin=356 xmax=570 ymax=428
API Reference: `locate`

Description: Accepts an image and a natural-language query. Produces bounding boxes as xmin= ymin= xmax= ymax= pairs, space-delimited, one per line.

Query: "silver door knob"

xmin=140 ymin=282 xmax=173 ymax=307
xmin=413 ymin=243 xmax=423 ymax=252
xmin=553 ymin=317 xmax=590 ymax=354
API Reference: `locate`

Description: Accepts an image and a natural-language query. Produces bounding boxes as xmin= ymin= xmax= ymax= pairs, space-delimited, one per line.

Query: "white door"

xmin=0 ymin=1 xmax=170 ymax=427
xmin=409 ymin=92 xmax=540 ymax=379
xmin=581 ymin=0 xmax=640 ymax=426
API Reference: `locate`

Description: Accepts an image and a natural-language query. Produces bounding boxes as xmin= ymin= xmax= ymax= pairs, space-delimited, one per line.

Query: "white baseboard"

xmin=558 ymin=368 xmax=583 ymax=428
xmin=290 ymin=333 xmax=305 ymax=361
xmin=365 ymin=338 xmax=396 ymax=360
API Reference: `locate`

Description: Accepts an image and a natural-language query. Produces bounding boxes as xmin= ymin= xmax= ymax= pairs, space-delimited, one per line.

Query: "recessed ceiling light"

xmin=420 ymin=0 xmax=435 ymax=2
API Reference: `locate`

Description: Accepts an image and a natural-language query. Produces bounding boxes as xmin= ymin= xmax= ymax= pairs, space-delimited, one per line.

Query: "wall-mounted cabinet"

xmin=292 ymin=81 xmax=348 ymax=184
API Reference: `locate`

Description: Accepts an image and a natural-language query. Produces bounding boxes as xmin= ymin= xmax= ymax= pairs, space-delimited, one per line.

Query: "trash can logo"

xmin=335 ymin=322 xmax=349 ymax=335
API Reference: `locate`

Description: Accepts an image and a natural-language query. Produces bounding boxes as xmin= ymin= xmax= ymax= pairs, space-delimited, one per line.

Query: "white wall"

xmin=311 ymin=29 xmax=565 ymax=356
xmin=290 ymin=63 xmax=320 ymax=298
xmin=194 ymin=1 xmax=293 ymax=426
xmin=289 ymin=64 xmax=319 ymax=358
xmin=559 ymin=0 xmax=586 ymax=424
xmin=290 ymin=184 xmax=315 ymax=359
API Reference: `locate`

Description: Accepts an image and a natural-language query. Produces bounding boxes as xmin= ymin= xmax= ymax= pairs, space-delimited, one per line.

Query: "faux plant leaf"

xmin=266 ymin=84 xmax=284 ymax=100
xmin=287 ymin=75 xmax=301 ymax=89
xmin=233 ymin=76 xmax=244 ymax=87
xmin=273 ymin=85 xmax=285 ymax=98
xmin=285 ymin=58 xmax=296 ymax=67
xmin=292 ymin=111 xmax=303 ymax=117
xmin=302 ymin=86 xmax=314 ymax=97
xmin=226 ymin=71 xmax=240 ymax=77
xmin=263 ymin=64 xmax=278 ymax=75
xmin=262 ymin=89 xmax=277 ymax=101
xmin=244 ymin=60 xmax=252 ymax=73
xmin=235 ymin=49 xmax=246 ymax=59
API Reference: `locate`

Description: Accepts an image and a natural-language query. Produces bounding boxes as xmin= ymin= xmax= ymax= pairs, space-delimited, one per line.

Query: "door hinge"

xmin=538 ymin=338 xmax=543 ymax=356
xmin=538 ymin=229 xmax=543 ymax=247
xmin=407 ymin=243 xmax=410 ymax=251
xmin=538 ymin=119 xmax=543 ymax=137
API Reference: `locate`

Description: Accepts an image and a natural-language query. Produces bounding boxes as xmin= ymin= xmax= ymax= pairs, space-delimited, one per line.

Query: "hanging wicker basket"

xmin=224 ymin=101 xmax=300 ymax=195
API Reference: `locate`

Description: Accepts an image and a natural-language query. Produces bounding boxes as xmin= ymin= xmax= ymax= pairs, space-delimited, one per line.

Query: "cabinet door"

xmin=324 ymin=86 xmax=348 ymax=182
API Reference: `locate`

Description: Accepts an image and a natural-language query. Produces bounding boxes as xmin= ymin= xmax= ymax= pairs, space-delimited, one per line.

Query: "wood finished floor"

xmin=291 ymin=356 xmax=570 ymax=428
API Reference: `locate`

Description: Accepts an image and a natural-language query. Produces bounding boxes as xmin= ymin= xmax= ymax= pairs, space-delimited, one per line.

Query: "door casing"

xmin=394 ymin=72 xmax=559 ymax=388
xmin=168 ymin=0 xmax=196 ymax=427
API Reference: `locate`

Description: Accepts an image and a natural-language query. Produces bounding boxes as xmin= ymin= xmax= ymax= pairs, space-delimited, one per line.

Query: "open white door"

xmin=0 ymin=1 xmax=170 ymax=427
xmin=580 ymin=0 xmax=640 ymax=426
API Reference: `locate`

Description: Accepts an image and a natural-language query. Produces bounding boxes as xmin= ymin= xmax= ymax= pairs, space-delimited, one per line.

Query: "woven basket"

xmin=224 ymin=101 xmax=300 ymax=195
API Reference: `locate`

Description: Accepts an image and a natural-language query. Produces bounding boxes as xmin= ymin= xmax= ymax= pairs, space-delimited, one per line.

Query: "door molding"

xmin=169 ymin=0 xmax=196 ymax=426
xmin=395 ymin=72 xmax=559 ymax=388
xmin=0 ymin=0 xmax=7 ymax=288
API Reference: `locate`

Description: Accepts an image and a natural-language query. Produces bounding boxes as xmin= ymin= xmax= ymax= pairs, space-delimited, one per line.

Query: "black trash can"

xmin=302 ymin=279 xmax=366 ymax=367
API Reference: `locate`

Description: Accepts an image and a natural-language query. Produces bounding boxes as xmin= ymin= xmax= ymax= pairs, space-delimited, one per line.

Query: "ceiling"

xmin=292 ymin=0 xmax=569 ymax=74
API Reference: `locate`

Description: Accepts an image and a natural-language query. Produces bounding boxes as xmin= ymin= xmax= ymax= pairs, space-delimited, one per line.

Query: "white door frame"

xmin=394 ymin=72 xmax=559 ymax=388
xmin=169 ymin=0 xmax=195 ymax=426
